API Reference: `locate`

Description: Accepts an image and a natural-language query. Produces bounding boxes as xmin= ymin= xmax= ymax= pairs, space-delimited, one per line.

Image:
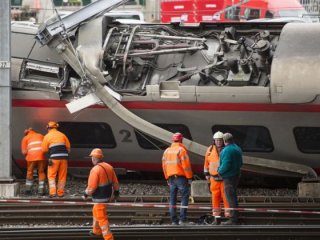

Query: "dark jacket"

xmin=218 ymin=143 xmax=243 ymax=178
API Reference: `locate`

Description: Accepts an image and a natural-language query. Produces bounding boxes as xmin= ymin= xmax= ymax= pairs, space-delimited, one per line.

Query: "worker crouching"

xmin=21 ymin=128 xmax=46 ymax=195
xmin=83 ymin=148 xmax=119 ymax=240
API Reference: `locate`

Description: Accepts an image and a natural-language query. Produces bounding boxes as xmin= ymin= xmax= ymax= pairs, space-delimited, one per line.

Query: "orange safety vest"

xmin=162 ymin=142 xmax=193 ymax=180
xmin=21 ymin=130 xmax=45 ymax=161
xmin=42 ymin=129 xmax=71 ymax=159
xmin=85 ymin=162 xmax=119 ymax=203
xmin=204 ymin=145 xmax=221 ymax=176
xmin=204 ymin=145 xmax=229 ymax=217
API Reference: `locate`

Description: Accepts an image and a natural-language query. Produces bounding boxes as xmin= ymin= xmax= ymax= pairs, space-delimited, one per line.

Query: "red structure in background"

xmin=161 ymin=0 xmax=306 ymax=23
xmin=160 ymin=0 xmax=226 ymax=23
xmin=161 ymin=0 xmax=198 ymax=23
xmin=195 ymin=0 xmax=224 ymax=22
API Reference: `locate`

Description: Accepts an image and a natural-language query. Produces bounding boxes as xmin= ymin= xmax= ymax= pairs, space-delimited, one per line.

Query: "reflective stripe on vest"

xmin=49 ymin=143 xmax=68 ymax=159
xmin=27 ymin=141 xmax=42 ymax=153
xmin=28 ymin=147 xmax=42 ymax=152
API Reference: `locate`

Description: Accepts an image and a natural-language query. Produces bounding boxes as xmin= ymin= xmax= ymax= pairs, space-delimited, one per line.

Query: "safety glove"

xmin=212 ymin=174 xmax=223 ymax=181
xmin=48 ymin=159 xmax=53 ymax=166
xmin=114 ymin=190 xmax=120 ymax=200
xmin=82 ymin=192 xmax=88 ymax=200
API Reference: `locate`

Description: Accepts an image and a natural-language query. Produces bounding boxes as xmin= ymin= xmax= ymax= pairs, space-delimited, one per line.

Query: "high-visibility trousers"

xmin=26 ymin=160 xmax=46 ymax=181
xmin=47 ymin=159 xmax=67 ymax=197
xmin=92 ymin=203 xmax=113 ymax=240
xmin=26 ymin=160 xmax=46 ymax=191
xmin=210 ymin=178 xmax=230 ymax=217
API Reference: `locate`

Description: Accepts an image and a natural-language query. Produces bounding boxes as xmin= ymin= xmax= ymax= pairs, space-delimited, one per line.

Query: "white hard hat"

xmin=213 ymin=131 xmax=224 ymax=139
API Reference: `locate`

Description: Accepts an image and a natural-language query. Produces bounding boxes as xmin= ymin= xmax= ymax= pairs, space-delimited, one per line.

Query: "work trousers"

xmin=209 ymin=178 xmax=230 ymax=217
xmin=169 ymin=176 xmax=190 ymax=223
xmin=92 ymin=203 xmax=113 ymax=240
xmin=26 ymin=160 xmax=46 ymax=181
xmin=223 ymin=174 xmax=240 ymax=223
xmin=26 ymin=160 xmax=46 ymax=191
xmin=47 ymin=159 xmax=67 ymax=197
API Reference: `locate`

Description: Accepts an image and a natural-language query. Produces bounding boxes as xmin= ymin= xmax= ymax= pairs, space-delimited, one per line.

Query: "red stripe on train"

xmin=14 ymin=159 xmax=204 ymax=172
xmin=13 ymin=159 xmax=320 ymax=174
xmin=12 ymin=99 xmax=320 ymax=112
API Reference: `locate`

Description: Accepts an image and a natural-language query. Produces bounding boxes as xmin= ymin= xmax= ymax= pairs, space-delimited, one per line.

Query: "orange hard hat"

xmin=172 ymin=132 xmax=183 ymax=142
xmin=24 ymin=128 xmax=33 ymax=135
xmin=47 ymin=121 xmax=59 ymax=129
xmin=89 ymin=148 xmax=104 ymax=159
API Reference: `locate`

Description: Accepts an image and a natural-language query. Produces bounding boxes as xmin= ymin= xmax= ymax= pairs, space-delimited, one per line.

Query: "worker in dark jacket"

xmin=42 ymin=121 xmax=70 ymax=198
xmin=162 ymin=132 xmax=193 ymax=225
xmin=218 ymin=133 xmax=243 ymax=225
xmin=21 ymin=128 xmax=46 ymax=195
xmin=83 ymin=148 xmax=119 ymax=240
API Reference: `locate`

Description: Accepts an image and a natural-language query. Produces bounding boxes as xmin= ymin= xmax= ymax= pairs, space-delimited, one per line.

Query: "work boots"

xmin=221 ymin=219 xmax=239 ymax=225
xmin=212 ymin=216 xmax=221 ymax=225
xmin=38 ymin=188 xmax=45 ymax=196
xmin=89 ymin=230 xmax=102 ymax=236
xmin=38 ymin=181 xmax=45 ymax=196
xmin=25 ymin=179 xmax=33 ymax=195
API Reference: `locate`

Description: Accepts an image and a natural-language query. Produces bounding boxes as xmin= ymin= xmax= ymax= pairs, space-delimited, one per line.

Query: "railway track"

xmin=1 ymin=225 xmax=320 ymax=240
xmin=9 ymin=195 xmax=320 ymax=203
xmin=1 ymin=196 xmax=320 ymax=226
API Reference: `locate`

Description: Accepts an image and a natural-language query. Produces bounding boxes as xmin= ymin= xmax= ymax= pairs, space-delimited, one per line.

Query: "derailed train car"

xmin=10 ymin=0 xmax=320 ymax=178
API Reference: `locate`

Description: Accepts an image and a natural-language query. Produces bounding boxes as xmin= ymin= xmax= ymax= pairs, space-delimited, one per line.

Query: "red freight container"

xmin=161 ymin=0 xmax=225 ymax=23
xmin=195 ymin=0 xmax=224 ymax=22
xmin=161 ymin=0 xmax=306 ymax=23
xmin=161 ymin=13 xmax=197 ymax=23
xmin=161 ymin=0 xmax=195 ymax=13
xmin=161 ymin=0 xmax=196 ymax=23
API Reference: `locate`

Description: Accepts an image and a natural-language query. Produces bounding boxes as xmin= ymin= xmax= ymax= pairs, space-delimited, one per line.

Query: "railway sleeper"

xmin=130 ymin=216 xmax=164 ymax=225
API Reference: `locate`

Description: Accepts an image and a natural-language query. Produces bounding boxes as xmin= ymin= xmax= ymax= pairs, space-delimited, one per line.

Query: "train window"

xmin=58 ymin=122 xmax=116 ymax=148
xmin=135 ymin=124 xmax=192 ymax=150
xmin=265 ymin=10 xmax=274 ymax=19
xmin=294 ymin=127 xmax=320 ymax=153
xmin=212 ymin=125 xmax=274 ymax=152
xmin=225 ymin=6 xmax=240 ymax=20
xmin=244 ymin=8 xmax=261 ymax=20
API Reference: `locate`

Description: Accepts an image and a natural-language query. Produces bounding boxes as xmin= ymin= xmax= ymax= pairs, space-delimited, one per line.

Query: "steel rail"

xmin=1 ymin=226 xmax=320 ymax=240
xmin=1 ymin=203 xmax=320 ymax=226
xmin=8 ymin=195 xmax=320 ymax=203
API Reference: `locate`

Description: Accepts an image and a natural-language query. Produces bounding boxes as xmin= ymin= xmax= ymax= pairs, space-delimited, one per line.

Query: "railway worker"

xmin=21 ymin=128 xmax=46 ymax=195
xmin=204 ymin=131 xmax=230 ymax=224
xmin=83 ymin=148 xmax=119 ymax=240
xmin=42 ymin=121 xmax=71 ymax=198
xmin=162 ymin=132 xmax=193 ymax=225
xmin=218 ymin=133 xmax=243 ymax=225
